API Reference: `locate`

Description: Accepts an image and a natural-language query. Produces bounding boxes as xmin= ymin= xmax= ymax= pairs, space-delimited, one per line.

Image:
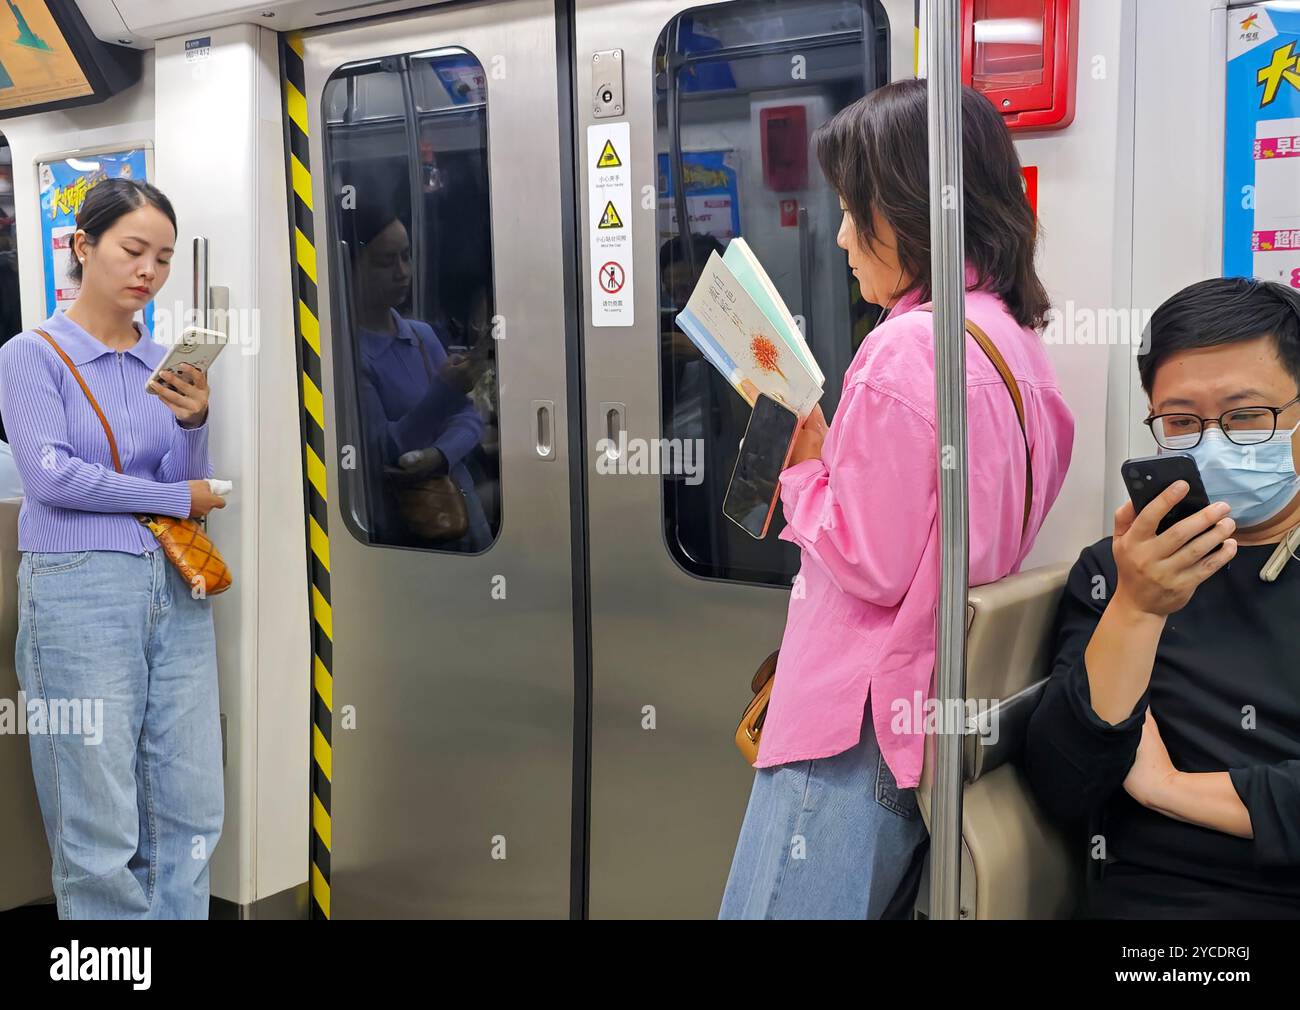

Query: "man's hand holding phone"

xmin=1111 ymin=481 xmax=1238 ymax=618
xmin=1085 ymin=458 xmax=1239 ymax=726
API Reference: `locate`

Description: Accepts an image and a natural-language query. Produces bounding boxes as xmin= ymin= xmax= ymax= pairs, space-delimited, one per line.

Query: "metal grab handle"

xmin=598 ymin=401 xmax=625 ymax=460
xmin=193 ymin=236 xmax=210 ymax=331
xmin=209 ymin=285 xmax=230 ymax=340
xmin=532 ymin=399 xmax=555 ymax=461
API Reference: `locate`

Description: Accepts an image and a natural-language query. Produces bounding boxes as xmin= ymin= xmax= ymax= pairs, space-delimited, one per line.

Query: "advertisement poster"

xmin=432 ymin=54 xmax=487 ymax=105
xmin=656 ymin=150 xmax=742 ymax=246
xmin=39 ymin=148 xmax=153 ymax=328
xmin=1224 ymin=4 xmax=1300 ymax=289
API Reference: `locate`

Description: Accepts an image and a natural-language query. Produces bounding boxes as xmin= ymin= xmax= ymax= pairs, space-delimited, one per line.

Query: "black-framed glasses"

xmin=1146 ymin=394 xmax=1300 ymax=449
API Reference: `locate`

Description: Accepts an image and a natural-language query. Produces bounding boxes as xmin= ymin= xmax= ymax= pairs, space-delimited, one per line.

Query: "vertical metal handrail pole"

xmin=398 ymin=57 xmax=426 ymax=321
xmin=193 ymin=236 xmax=210 ymax=331
xmin=926 ymin=0 xmax=970 ymax=921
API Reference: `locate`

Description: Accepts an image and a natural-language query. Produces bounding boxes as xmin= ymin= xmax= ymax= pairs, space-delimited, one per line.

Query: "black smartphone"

xmin=723 ymin=393 xmax=801 ymax=539
xmin=1121 ymin=452 xmax=1213 ymax=535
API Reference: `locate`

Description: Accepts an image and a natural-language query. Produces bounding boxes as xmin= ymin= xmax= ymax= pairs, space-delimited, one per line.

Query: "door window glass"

xmin=655 ymin=0 xmax=889 ymax=586
xmin=323 ymin=50 xmax=500 ymax=552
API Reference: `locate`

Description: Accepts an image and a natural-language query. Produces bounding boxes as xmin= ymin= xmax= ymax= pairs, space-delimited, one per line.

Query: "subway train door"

xmin=290 ymin=2 xmax=575 ymax=917
xmin=576 ymin=0 xmax=893 ymax=916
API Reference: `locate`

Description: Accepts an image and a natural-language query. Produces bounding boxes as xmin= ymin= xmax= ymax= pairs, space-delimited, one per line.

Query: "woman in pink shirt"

xmin=719 ymin=80 xmax=1075 ymax=919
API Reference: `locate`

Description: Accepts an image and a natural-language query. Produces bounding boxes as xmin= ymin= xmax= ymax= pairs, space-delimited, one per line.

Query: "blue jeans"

xmin=16 ymin=548 xmax=224 ymax=919
xmin=719 ymin=702 xmax=929 ymax=919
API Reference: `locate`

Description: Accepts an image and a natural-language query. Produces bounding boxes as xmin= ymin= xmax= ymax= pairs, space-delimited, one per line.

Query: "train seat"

xmin=0 ymin=497 xmax=54 ymax=912
xmin=915 ymin=563 xmax=1082 ymax=919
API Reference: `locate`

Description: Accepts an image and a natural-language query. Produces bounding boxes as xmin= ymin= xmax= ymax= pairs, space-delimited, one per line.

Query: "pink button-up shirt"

xmin=756 ymin=277 xmax=1075 ymax=788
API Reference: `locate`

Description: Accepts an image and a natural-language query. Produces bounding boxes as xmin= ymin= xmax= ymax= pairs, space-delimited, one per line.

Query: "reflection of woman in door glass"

xmin=348 ymin=187 xmax=491 ymax=551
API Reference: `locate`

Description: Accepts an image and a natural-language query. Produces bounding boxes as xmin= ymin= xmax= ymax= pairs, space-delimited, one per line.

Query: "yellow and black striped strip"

xmin=282 ymin=31 xmax=334 ymax=921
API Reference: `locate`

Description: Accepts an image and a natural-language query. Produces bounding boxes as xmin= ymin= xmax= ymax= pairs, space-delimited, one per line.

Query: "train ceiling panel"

xmin=74 ymin=0 xmax=457 ymax=46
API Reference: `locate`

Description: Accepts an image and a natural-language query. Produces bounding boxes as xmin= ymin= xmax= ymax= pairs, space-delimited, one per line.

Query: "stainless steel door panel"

xmin=576 ymin=0 xmax=900 ymax=917
xmin=299 ymin=0 xmax=574 ymax=918
xmin=579 ymin=0 xmax=794 ymax=920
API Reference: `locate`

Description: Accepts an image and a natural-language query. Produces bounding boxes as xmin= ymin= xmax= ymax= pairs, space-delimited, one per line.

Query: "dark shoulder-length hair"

xmin=814 ymin=78 xmax=1050 ymax=330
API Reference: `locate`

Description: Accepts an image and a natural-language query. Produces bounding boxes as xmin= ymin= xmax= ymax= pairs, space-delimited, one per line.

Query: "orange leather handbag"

xmin=36 ymin=328 xmax=232 ymax=596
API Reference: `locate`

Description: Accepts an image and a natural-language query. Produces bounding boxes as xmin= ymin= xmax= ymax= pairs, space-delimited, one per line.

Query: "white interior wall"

xmin=1122 ymin=0 xmax=1227 ymax=488
xmin=1013 ymin=0 xmax=1134 ymax=564
xmin=152 ymin=24 xmax=308 ymax=909
xmin=1016 ymin=0 xmax=1227 ymax=555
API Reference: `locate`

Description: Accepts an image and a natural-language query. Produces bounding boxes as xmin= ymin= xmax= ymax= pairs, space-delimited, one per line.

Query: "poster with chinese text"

xmin=1225 ymin=4 xmax=1300 ymax=290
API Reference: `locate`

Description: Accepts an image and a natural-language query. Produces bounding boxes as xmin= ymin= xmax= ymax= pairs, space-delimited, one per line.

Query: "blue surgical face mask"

xmin=1163 ymin=425 xmax=1300 ymax=528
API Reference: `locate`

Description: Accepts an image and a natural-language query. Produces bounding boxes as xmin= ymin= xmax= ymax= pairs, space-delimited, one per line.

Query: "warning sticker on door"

xmin=597 ymin=201 xmax=623 ymax=229
xmin=598 ymin=261 xmax=625 ymax=293
xmin=588 ymin=121 xmax=633 ymax=326
xmin=596 ymin=139 xmax=622 ymax=168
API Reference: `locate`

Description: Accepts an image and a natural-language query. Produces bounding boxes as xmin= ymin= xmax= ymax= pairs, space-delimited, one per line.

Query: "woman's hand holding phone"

xmin=150 ymin=363 xmax=210 ymax=428
xmin=1111 ymin=481 xmax=1238 ymax=618
xmin=787 ymin=403 xmax=827 ymax=467
xmin=438 ymin=353 xmax=481 ymax=395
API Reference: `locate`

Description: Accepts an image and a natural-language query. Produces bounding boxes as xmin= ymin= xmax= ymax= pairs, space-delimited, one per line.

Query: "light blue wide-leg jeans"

xmin=16 ymin=548 xmax=224 ymax=919
xmin=719 ymin=700 xmax=929 ymax=919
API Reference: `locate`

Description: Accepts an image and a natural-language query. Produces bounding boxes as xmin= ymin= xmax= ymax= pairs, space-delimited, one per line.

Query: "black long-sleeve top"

xmin=1024 ymin=538 xmax=1300 ymax=919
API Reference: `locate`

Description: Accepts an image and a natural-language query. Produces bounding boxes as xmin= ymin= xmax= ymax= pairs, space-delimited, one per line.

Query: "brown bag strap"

xmin=965 ymin=317 xmax=1033 ymax=537
xmin=35 ymin=327 xmax=124 ymax=474
xmin=915 ymin=308 xmax=1033 ymax=538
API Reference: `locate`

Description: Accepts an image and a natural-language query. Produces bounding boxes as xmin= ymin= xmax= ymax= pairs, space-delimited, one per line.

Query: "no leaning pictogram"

xmin=599 ymin=261 xmax=625 ymax=294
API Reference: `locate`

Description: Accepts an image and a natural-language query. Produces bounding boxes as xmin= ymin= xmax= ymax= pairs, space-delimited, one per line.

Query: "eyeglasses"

xmin=1146 ymin=395 xmax=1300 ymax=449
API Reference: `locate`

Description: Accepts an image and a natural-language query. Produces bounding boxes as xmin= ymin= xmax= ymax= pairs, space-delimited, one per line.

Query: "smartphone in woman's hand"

xmin=724 ymin=393 xmax=800 ymax=539
xmin=145 ymin=326 xmax=227 ymax=394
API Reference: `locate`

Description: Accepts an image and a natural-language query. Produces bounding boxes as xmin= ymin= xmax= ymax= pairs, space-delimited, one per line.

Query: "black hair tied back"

xmin=69 ymin=177 xmax=178 ymax=284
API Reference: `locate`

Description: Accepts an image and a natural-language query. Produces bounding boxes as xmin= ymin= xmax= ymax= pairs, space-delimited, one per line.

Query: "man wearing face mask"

xmin=1026 ymin=277 xmax=1300 ymax=919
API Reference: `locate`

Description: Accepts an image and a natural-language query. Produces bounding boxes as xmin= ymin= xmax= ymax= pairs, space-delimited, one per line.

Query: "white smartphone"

xmin=145 ymin=326 xmax=228 ymax=394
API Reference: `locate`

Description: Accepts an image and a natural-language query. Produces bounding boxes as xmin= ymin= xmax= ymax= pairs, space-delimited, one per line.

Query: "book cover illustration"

xmin=675 ymin=250 xmax=821 ymax=417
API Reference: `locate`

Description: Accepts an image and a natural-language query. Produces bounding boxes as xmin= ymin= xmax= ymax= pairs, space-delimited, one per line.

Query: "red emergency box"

xmin=961 ymin=0 xmax=1078 ymax=131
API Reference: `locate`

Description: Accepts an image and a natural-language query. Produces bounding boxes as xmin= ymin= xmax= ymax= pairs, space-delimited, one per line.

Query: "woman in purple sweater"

xmin=0 ymin=178 xmax=226 ymax=919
